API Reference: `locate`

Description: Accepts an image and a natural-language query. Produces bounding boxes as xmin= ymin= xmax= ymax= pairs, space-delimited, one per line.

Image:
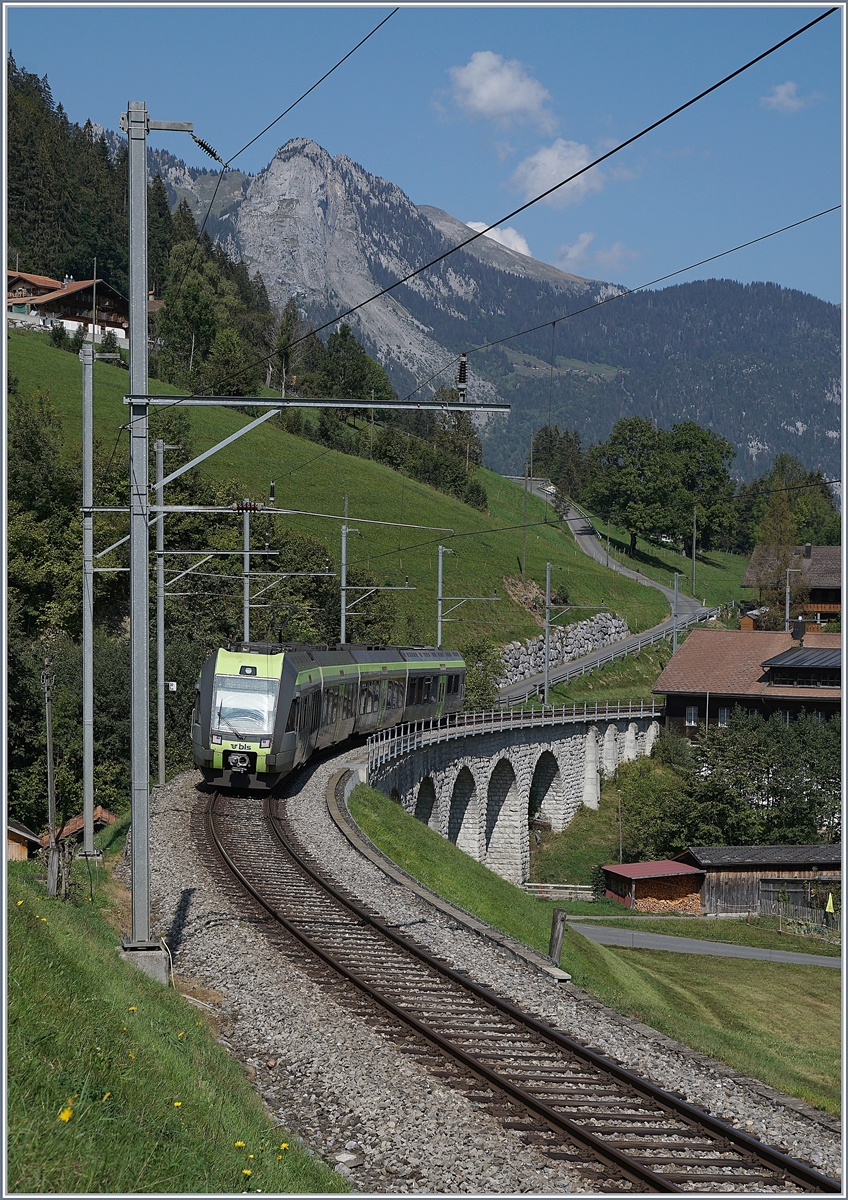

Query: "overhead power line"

xmin=398 ymin=204 xmax=842 ymax=402
xmin=165 ymin=8 xmax=399 ymax=308
xmin=205 ymin=5 xmax=837 ymax=395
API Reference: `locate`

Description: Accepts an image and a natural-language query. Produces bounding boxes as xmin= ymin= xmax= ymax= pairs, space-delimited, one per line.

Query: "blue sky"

xmin=6 ymin=4 xmax=844 ymax=303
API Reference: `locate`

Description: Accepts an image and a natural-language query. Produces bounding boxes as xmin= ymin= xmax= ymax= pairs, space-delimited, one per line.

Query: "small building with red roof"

xmin=601 ymin=859 xmax=704 ymax=914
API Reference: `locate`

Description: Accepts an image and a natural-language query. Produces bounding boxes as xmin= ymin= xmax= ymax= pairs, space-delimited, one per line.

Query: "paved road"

xmin=497 ymin=503 xmax=711 ymax=703
xmin=570 ymin=922 xmax=841 ymax=968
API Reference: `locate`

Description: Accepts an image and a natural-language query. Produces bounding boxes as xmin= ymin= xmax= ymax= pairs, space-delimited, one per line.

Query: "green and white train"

xmin=192 ymin=641 xmax=466 ymax=790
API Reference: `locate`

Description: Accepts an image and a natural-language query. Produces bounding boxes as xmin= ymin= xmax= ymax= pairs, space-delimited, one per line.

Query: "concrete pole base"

xmin=118 ymin=945 xmax=170 ymax=987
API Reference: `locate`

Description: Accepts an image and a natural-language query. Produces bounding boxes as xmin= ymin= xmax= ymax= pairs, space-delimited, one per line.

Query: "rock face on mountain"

xmin=226 ymin=138 xmax=600 ymax=401
xmin=212 ymin=138 xmax=839 ymax=480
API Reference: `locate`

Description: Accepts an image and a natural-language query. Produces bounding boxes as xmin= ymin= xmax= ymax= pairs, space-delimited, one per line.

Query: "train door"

xmin=377 ymin=676 xmax=389 ymax=729
xmin=436 ymin=673 xmax=447 ymax=718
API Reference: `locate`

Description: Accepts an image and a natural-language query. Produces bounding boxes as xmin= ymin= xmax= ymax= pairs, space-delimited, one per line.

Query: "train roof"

xmin=216 ymin=644 xmax=464 ymax=673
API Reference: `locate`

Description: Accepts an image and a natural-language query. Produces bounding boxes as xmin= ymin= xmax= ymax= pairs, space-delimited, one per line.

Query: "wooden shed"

xmin=674 ymin=845 xmax=842 ymax=915
xmin=8 ymin=820 xmax=42 ymax=861
xmin=601 ymin=860 xmax=704 ymax=914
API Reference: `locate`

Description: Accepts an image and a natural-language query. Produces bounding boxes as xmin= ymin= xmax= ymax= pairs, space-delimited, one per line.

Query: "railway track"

xmin=205 ymin=779 xmax=840 ymax=1194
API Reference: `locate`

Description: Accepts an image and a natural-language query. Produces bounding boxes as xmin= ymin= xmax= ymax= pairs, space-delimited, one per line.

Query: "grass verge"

xmin=530 ymin=778 xmax=623 ymax=885
xmin=583 ymin=508 xmax=749 ymax=608
xmin=7 ymin=854 xmax=347 ymax=1195
xmin=348 ymin=784 xmax=840 ymax=1115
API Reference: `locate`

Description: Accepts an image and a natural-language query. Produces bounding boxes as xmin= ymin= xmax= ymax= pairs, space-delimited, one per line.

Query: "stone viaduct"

xmin=366 ymin=706 xmax=661 ymax=885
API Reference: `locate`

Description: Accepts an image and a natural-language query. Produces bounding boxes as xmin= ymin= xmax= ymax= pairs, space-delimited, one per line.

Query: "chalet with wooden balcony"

xmin=741 ymin=543 xmax=841 ymax=622
xmin=652 ymin=627 xmax=841 ymax=733
xmin=8 ymin=270 xmax=130 ymax=343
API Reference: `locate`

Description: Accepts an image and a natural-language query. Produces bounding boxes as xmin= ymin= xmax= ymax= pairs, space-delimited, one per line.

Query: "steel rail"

xmin=206 ymin=784 xmax=840 ymax=1194
xmin=207 ymin=791 xmax=674 ymax=1191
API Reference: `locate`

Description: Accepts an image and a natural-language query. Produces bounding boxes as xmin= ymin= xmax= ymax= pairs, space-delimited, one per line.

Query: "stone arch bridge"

xmin=366 ymin=703 xmax=661 ymax=885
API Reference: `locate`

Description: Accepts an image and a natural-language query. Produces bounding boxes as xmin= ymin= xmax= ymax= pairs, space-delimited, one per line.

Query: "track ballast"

xmin=205 ymin=777 xmax=840 ymax=1195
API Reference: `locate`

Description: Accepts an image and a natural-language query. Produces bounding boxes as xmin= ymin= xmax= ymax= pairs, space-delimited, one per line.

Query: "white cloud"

xmin=466 ymin=222 xmax=532 ymax=257
xmin=450 ymin=51 xmax=555 ymax=131
xmin=509 ymin=139 xmax=603 ymax=207
xmin=594 ymin=241 xmax=638 ymax=271
xmin=759 ymin=81 xmax=818 ymax=112
xmin=554 ymin=232 xmax=637 ymax=275
xmin=555 ymin=232 xmax=595 ymax=272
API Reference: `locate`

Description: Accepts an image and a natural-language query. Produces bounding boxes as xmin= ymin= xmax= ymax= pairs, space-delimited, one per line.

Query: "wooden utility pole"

xmin=691 ymin=505 xmax=697 ymax=595
xmin=42 ymin=659 xmax=59 ymax=897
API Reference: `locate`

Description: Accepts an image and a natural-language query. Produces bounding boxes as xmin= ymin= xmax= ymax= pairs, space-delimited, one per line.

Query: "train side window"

xmin=286 ymin=698 xmax=298 ymax=732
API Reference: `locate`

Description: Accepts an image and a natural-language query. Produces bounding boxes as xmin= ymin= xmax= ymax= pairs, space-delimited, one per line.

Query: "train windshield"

xmin=212 ymin=674 xmax=278 ymax=738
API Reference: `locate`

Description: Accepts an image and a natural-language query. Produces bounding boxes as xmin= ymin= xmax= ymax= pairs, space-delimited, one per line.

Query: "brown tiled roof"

xmin=652 ymin=628 xmax=841 ymax=701
xmin=741 ymin=545 xmax=841 ymax=590
xmin=7 ymin=270 xmax=63 ymax=290
xmin=39 ymin=804 xmax=119 ymax=846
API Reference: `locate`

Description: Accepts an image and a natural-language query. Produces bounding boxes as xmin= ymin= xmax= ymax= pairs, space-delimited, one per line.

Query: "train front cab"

xmin=193 ymin=648 xmax=298 ymax=790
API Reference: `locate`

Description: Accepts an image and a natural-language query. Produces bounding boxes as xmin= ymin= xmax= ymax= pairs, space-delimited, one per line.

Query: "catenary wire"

xmin=226 ymin=8 xmax=399 ymax=165
xmin=395 ymin=204 xmax=842 ymax=402
xmin=199 ymin=5 xmax=837 ymax=394
xmin=164 ymin=9 xmax=399 ymax=311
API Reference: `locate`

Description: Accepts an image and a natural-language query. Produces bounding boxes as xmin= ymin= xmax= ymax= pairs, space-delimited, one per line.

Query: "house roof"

xmin=17 ymin=278 xmax=128 ymax=307
xmin=601 ymin=860 xmax=704 ymax=880
xmin=7 ymin=819 xmax=42 ymax=845
xmin=741 ymin=545 xmax=841 ymax=591
xmin=38 ymin=804 xmax=119 ymax=847
xmin=652 ymin=628 xmax=841 ymax=702
xmin=677 ymin=845 xmax=842 ymax=869
xmin=7 ymin=270 xmax=63 ymax=290
xmin=761 ymin=646 xmax=841 ymax=670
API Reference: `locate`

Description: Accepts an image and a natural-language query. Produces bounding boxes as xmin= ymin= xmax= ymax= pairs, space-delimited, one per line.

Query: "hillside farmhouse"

xmin=7 ymin=269 xmax=148 ymax=345
xmin=652 ymin=628 xmax=840 ymax=734
xmin=741 ymin=543 xmax=841 ymax=623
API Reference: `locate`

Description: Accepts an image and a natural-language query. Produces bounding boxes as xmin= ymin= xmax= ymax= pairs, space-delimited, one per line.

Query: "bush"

xmin=101 ymin=328 xmax=118 ymax=354
xmin=590 ymin=864 xmax=607 ymax=901
xmin=49 ymin=322 xmax=67 ymax=349
xmin=69 ymin=324 xmax=87 ymax=354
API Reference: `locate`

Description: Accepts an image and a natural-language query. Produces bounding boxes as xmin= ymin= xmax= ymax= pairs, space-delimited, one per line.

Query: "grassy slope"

xmin=348 ymin=785 xmax=840 ymax=1114
xmin=578 ymin=916 xmax=841 ymax=957
xmin=530 ymin=778 xmax=624 ymax=885
xmin=7 ymin=827 xmax=346 ymax=1194
xmin=9 ymin=329 xmax=668 ymax=644
xmin=584 ymin=507 xmax=749 ymax=607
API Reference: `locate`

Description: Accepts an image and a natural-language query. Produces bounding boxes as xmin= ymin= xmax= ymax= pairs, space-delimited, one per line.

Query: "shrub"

xmin=590 ymin=864 xmax=607 ymax=901
xmin=49 ymin=322 xmax=67 ymax=349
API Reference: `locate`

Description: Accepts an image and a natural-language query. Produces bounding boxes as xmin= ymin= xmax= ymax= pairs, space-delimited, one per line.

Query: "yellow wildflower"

xmin=128 ymin=1006 xmax=137 ymax=1011
xmin=235 ymin=1141 xmax=245 ymax=1148
xmin=178 ymin=1031 xmax=185 ymax=1038
xmin=279 ymin=1143 xmax=288 ymax=1150
xmin=102 ymin=1093 xmax=111 ymax=1103
xmin=16 ymin=900 xmax=23 ymax=906
xmin=277 ymin=1155 xmax=282 ymax=1161
xmin=128 ymin=1052 xmax=135 ymax=1059
xmin=243 ymin=1169 xmax=252 ymax=1176
xmin=173 ymin=1101 xmax=182 ymax=1108
xmin=122 ymin=1027 xmax=127 ymax=1031
xmin=248 ymin=1154 xmax=254 ymax=1159
xmin=58 ymin=1107 xmax=73 ymax=1122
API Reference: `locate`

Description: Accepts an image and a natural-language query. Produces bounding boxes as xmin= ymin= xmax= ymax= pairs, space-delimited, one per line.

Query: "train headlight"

xmin=259 ymin=738 xmax=271 ymax=749
xmin=211 ymin=734 xmax=222 ymax=745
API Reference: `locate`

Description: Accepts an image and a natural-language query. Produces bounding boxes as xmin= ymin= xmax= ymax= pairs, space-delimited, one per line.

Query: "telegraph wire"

xmin=164 ymin=8 xmax=399 ymax=311
xmin=396 ymin=204 xmax=842 ymax=402
xmin=203 ymin=4 xmax=837 ymax=394
xmin=226 ymin=8 xmax=399 ymax=165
